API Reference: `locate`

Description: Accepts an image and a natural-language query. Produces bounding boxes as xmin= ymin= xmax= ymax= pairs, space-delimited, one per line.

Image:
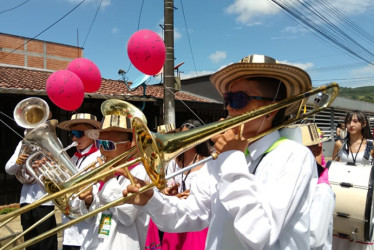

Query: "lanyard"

xmin=246 ymin=137 xmax=288 ymax=175
xmin=349 ymin=138 xmax=364 ymax=165
xmin=181 ymin=154 xmax=198 ymax=192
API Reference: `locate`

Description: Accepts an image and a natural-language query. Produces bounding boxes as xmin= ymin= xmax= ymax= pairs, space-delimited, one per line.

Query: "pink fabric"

xmin=318 ymin=167 xmax=329 ymax=185
xmin=145 ymin=219 xmax=161 ymax=250
xmin=162 ymin=228 xmax=208 ymax=250
xmin=320 ymin=151 xmax=326 ymax=167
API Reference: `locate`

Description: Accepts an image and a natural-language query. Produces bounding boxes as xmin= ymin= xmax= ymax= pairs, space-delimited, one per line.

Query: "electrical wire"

xmin=161 ymin=82 xmax=206 ymax=125
xmin=0 ymin=0 xmax=86 ymax=60
xmin=124 ymin=0 xmax=145 ymax=75
xmin=179 ymin=0 xmax=198 ymax=77
xmin=82 ymin=0 xmax=103 ymax=47
xmin=0 ymin=0 xmax=31 ymax=15
xmin=268 ymin=0 xmax=374 ymax=67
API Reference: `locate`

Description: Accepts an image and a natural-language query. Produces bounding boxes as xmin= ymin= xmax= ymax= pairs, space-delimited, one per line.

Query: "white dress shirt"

xmin=81 ymin=163 xmax=150 ymax=250
xmin=5 ymin=141 xmax=54 ymax=206
xmin=310 ymin=183 xmax=335 ymax=250
xmin=62 ymin=144 xmax=102 ymax=246
xmin=145 ymin=130 xmax=318 ymax=250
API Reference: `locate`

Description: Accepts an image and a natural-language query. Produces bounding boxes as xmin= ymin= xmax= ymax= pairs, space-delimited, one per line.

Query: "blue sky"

xmin=1 ymin=0 xmax=374 ymax=88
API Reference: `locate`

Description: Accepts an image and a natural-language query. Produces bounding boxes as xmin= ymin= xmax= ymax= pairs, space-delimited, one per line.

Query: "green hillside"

xmin=338 ymin=86 xmax=374 ymax=103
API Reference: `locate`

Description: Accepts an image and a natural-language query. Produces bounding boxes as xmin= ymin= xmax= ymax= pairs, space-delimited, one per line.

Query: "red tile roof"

xmin=0 ymin=65 xmax=211 ymax=102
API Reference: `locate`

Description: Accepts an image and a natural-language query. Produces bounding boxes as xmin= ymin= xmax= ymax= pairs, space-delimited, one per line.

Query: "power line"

xmin=0 ymin=0 xmax=86 ymax=60
xmin=179 ymin=0 xmax=198 ymax=77
xmin=82 ymin=0 xmax=103 ymax=47
xmin=0 ymin=0 xmax=31 ymax=15
xmin=268 ymin=0 xmax=374 ymax=67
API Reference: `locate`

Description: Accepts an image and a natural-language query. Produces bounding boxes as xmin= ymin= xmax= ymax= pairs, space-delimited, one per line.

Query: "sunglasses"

xmin=70 ymin=130 xmax=85 ymax=138
xmin=181 ymin=123 xmax=196 ymax=130
xmin=223 ymin=92 xmax=275 ymax=110
xmin=94 ymin=139 xmax=130 ymax=151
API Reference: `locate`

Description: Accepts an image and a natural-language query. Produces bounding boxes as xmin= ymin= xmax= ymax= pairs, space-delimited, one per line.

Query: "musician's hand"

xmin=176 ymin=189 xmax=190 ymax=199
xmin=117 ymin=168 xmax=153 ymax=206
xmin=31 ymin=154 xmax=55 ymax=168
xmin=16 ymin=153 xmax=29 ymax=165
xmin=161 ymin=183 xmax=180 ymax=196
xmin=78 ymin=186 xmax=94 ymax=207
xmin=211 ymin=128 xmax=249 ymax=154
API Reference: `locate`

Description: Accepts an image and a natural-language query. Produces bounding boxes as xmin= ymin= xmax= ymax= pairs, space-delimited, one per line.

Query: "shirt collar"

xmin=78 ymin=144 xmax=94 ymax=154
xmin=247 ymin=130 xmax=281 ymax=161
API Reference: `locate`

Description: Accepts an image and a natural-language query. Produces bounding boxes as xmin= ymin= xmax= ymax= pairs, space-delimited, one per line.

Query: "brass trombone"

xmin=2 ymin=83 xmax=339 ymax=249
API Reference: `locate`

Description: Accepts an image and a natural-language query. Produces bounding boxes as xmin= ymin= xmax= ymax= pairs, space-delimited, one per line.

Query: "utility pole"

xmin=163 ymin=0 xmax=175 ymax=126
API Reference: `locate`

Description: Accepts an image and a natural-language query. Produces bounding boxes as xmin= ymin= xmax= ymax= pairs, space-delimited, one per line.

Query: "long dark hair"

xmin=177 ymin=119 xmax=211 ymax=162
xmin=344 ymin=110 xmax=373 ymax=140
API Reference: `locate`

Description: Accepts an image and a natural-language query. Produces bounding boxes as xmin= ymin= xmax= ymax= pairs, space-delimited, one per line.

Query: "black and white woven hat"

xmin=86 ymin=114 xmax=132 ymax=140
xmin=57 ymin=113 xmax=101 ymax=131
xmin=210 ymin=54 xmax=312 ymax=116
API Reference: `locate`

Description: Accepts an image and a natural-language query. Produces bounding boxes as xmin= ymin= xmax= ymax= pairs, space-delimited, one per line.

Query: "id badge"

xmin=98 ymin=213 xmax=112 ymax=238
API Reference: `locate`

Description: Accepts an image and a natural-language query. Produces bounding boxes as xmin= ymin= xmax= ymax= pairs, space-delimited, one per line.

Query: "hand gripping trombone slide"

xmin=1 ymin=82 xmax=339 ymax=250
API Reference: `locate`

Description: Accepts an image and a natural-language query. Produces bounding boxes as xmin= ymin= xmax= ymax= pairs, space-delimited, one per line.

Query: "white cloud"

xmin=350 ymin=64 xmax=374 ymax=76
xmin=157 ymin=27 xmax=182 ymax=41
xmin=174 ymin=28 xmax=182 ymax=40
xmin=209 ymin=51 xmax=227 ymax=64
xmin=180 ymin=70 xmax=215 ymax=79
xmin=278 ymin=60 xmax=314 ymax=71
xmin=112 ymin=27 xmax=119 ymax=34
xmin=225 ymin=0 xmax=279 ymax=26
xmin=281 ymin=26 xmax=307 ymax=34
xmin=329 ymin=0 xmax=374 ymax=15
xmin=225 ymin=0 xmax=374 ymax=27
xmin=67 ymin=0 xmax=111 ymax=7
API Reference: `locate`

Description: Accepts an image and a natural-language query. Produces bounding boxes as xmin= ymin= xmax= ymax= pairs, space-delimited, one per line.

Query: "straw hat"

xmin=285 ymin=123 xmax=329 ymax=146
xmin=209 ymin=54 xmax=312 ymax=117
xmin=86 ymin=114 xmax=132 ymax=140
xmin=157 ymin=124 xmax=179 ymax=134
xmin=57 ymin=113 xmax=101 ymax=131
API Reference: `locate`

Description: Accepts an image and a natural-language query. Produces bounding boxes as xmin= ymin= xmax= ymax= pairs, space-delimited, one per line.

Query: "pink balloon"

xmin=67 ymin=58 xmax=102 ymax=93
xmin=46 ymin=70 xmax=85 ymax=111
xmin=127 ymin=29 xmax=166 ymax=76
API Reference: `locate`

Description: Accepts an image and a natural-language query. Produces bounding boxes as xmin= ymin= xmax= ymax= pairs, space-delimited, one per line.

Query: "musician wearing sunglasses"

xmin=122 ymin=55 xmax=318 ymax=250
xmin=57 ymin=113 xmax=102 ymax=250
xmin=79 ymin=114 xmax=150 ymax=250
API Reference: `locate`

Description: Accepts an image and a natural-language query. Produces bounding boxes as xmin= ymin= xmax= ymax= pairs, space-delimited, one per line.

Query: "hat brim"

xmin=57 ymin=119 xmax=101 ymax=131
xmin=210 ymin=62 xmax=312 ymax=116
xmin=86 ymin=127 xmax=132 ymax=140
xmin=304 ymin=137 xmax=330 ymax=146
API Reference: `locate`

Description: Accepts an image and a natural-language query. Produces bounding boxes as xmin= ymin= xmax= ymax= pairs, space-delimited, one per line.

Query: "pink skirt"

xmin=145 ymin=219 xmax=162 ymax=250
xmin=162 ymin=228 xmax=208 ymax=250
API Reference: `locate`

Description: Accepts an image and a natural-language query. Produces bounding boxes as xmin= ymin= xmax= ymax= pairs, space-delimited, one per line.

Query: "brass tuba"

xmin=1 ymin=83 xmax=339 ymax=250
xmin=13 ymin=97 xmax=51 ymax=185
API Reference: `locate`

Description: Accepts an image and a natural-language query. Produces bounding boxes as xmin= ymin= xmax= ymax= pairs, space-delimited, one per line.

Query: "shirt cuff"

xmin=142 ymin=188 xmax=165 ymax=214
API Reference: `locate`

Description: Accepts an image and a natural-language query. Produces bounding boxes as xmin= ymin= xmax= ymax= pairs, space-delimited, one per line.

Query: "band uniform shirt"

xmin=81 ymin=163 xmax=150 ymax=250
xmin=62 ymin=144 xmax=102 ymax=246
xmin=145 ymin=130 xmax=317 ymax=250
xmin=5 ymin=141 xmax=54 ymax=206
xmin=310 ymin=183 xmax=335 ymax=250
